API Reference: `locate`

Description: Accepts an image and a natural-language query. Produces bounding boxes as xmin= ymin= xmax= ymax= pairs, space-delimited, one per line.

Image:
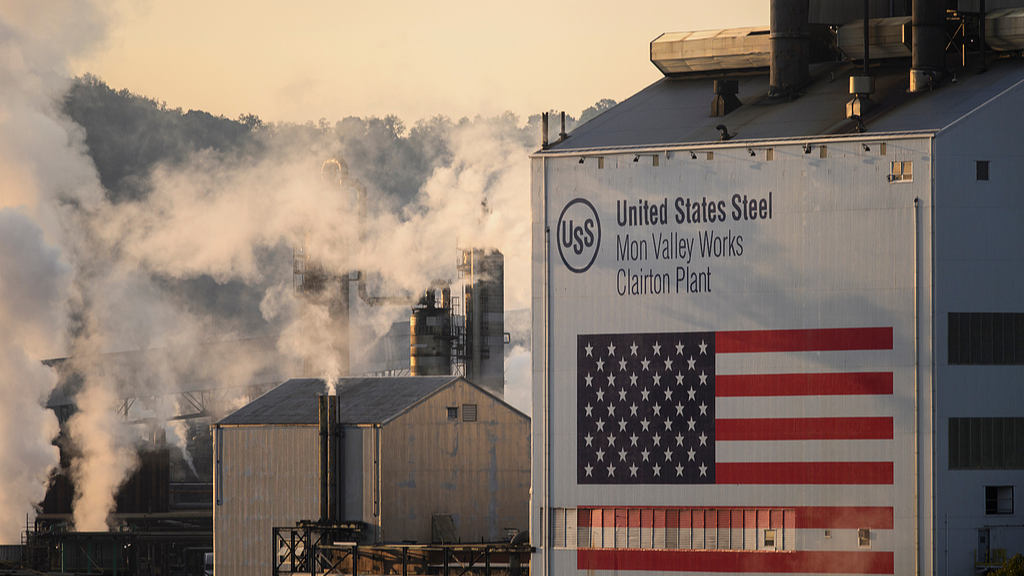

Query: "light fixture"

xmin=689 ymin=151 xmax=697 ymax=159
xmin=633 ymin=155 xmax=640 ymax=162
xmin=862 ymin=144 xmax=870 ymax=152
xmin=579 ymin=157 xmax=585 ymax=164
xmin=803 ymin=144 xmax=812 ymax=154
xmin=747 ymin=148 xmax=756 ymax=157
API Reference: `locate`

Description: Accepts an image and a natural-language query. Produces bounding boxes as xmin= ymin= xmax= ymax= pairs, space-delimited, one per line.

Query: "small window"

xmin=824 ymin=530 xmax=832 ymax=539
xmin=890 ymin=161 xmax=913 ymax=182
xmin=653 ymin=155 xmax=660 ymax=167
xmin=598 ymin=157 xmax=605 ymax=169
xmin=462 ymin=404 xmax=477 ymax=422
xmin=879 ymin=143 xmax=887 ymax=155
xmin=819 ymin=145 xmax=828 ymax=159
xmin=763 ymin=529 xmax=776 ymax=548
xmin=447 ymin=406 xmax=458 ymax=420
xmin=986 ymin=486 xmax=1014 ymax=514
xmin=707 ymin=151 xmax=714 ymax=160
xmin=858 ymin=528 xmax=871 ymax=549
xmin=766 ymin=148 xmax=774 ymax=161
xmin=977 ymin=160 xmax=990 ymax=181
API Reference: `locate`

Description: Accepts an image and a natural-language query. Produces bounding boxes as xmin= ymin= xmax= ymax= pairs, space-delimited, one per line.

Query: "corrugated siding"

xmin=379 ymin=379 xmax=530 ymax=543
xmin=214 ymin=425 xmax=318 ymax=576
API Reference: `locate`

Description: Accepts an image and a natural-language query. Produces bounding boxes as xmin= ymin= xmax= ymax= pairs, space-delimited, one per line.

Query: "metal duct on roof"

xmin=987 ymin=8 xmax=1024 ymax=51
xmin=651 ymin=27 xmax=771 ymax=75
xmin=837 ymin=16 xmax=913 ymax=60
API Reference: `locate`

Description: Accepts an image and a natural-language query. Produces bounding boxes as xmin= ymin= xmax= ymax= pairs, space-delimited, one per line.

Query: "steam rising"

xmin=0 ymin=212 xmax=69 ymax=543
xmin=1 ymin=0 xmax=548 ymax=543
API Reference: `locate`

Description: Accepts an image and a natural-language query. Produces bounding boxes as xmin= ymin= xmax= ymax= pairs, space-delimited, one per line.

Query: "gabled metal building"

xmin=532 ymin=3 xmax=1024 ymax=575
xmin=213 ymin=376 xmax=530 ymax=576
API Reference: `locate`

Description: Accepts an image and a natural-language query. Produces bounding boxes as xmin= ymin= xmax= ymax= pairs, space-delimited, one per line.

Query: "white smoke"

xmin=0 ymin=0 xmax=114 ymax=542
xmin=1 ymin=0 xmax=538 ymax=541
xmin=0 ymin=211 xmax=70 ymax=543
xmin=65 ymin=381 xmax=139 ymax=531
xmin=92 ymin=117 xmax=535 ymax=399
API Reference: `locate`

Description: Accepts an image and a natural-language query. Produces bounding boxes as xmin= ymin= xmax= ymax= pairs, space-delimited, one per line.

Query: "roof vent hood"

xmin=712 ymin=80 xmax=742 ymax=116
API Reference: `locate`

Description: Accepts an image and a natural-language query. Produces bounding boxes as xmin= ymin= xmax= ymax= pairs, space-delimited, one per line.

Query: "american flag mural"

xmin=577 ymin=327 xmax=894 ymax=486
xmin=571 ymin=327 xmax=899 ymax=574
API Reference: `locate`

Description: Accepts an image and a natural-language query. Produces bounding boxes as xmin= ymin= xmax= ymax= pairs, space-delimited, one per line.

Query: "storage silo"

xmin=410 ymin=287 xmax=453 ymax=376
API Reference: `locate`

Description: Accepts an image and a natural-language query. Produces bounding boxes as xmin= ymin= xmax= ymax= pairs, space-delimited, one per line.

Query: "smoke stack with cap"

xmin=910 ymin=0 xmax=946 ymax=91
xmin=768 ymin=0 xmax=810 ymax=98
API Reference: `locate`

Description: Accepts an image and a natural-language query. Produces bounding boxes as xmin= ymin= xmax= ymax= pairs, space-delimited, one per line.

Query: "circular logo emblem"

xmin=556 ymin=198 xmax=601 ymax=273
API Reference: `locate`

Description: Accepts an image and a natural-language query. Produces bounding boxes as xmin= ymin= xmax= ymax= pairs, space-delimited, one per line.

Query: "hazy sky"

xmin=71 ymin=0 xmax=768 ymax=124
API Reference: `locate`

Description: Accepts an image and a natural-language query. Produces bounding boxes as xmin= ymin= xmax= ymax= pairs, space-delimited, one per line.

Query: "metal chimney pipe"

xmin=769 ymin=0 xmax=810 ymax=98
xmin=319 ymin=395 xmax=341 ymax=524
xmin=863 ymin=0 xmax=871 ymax=77
xmin=910 ymin=0 xmax=946 ymax=91
xmin=980 ymin=0 xmax=988 ymax=72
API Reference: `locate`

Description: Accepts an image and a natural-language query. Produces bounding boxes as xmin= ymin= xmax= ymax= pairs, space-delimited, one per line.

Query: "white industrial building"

xmin=531 ymin=1 xmax=1024 ymax=575
xmin=213 ymin=376 xmax=530 ymax=576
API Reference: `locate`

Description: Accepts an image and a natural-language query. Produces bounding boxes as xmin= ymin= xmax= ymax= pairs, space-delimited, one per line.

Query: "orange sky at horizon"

xmin=70 ymin=0 xmax=768 ymax=125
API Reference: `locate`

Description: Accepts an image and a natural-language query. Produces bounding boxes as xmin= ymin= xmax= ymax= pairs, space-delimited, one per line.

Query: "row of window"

xmin=549 ymin=507 xmax=796 ymax=552
xmin=948 ymin=313 xmax=1024 ymax=365
xmin=948 ymin=417 xmax=1024 ymax=470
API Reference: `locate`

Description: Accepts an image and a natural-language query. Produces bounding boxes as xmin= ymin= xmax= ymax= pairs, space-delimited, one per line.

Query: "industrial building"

xmin=532 ymin=1 xmax=1024 ymax=575
xmin=212 ymin=376 xmax=530 ymax=576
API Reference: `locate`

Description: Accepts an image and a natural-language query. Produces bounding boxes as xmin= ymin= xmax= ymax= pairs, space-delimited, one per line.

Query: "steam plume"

xmin=2 ymin=0 xmax=540 ymax=539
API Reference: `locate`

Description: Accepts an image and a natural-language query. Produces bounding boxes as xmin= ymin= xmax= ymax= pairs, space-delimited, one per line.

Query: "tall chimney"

xmin=769 ymin=0 xmax=810 ymax=98
xmin=319 ymin=394 xmax=342 ymax=524
xmin=910 ymin=0 xmax=946 ymax=91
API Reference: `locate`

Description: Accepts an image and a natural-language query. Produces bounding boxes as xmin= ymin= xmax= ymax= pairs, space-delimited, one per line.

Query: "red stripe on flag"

xmin=717 ymin=327 xmax=893 ymax=353
xmin=577 ymin=549 xmax=894 ymax=574
xmin=576 ymin=506 xmax=893 ymax=529
xmin=717 ymin=372 xmax=893 ymax=397
xmin=716 ymin=462 xmax=894 ymax=485
xmin=717 ymin=417 xmax=894 ymax=441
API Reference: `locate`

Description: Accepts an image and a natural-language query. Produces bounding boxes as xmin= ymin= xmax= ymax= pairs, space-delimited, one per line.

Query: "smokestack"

xmin=910 ymin=0 xmax=946 ymax=91
xmin=768 ymin=0 xmax=810 ymax=98
xmin=319 ymin=395 xmax=342 ymax=524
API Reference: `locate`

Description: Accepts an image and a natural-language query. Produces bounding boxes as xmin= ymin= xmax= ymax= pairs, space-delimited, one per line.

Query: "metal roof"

xmin=216 ymin=376 xmax=468 ymax=426
xmin=539 ymin=57 xmax=1024 ymax=153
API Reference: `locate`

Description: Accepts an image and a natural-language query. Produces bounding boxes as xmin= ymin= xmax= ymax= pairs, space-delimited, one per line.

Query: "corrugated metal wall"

xmin=533 ymin=138 xmax=931 ymax=576
xmin=380 ymin=380 xmax=530 ymax=543
xmin=932 ymin=80 xmax=1024 ymax=576
xmin=213 ymin=425 xmax=318 ymax=576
